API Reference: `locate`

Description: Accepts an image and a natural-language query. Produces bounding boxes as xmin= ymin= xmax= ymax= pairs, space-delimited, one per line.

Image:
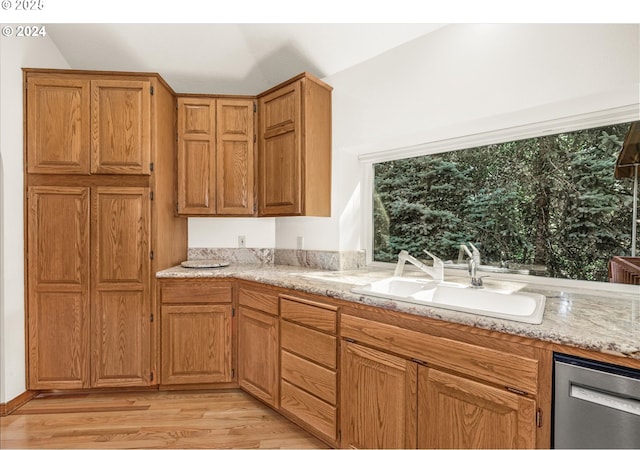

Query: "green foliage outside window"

xmin=373 ymin=123 xmax=635 ymax=282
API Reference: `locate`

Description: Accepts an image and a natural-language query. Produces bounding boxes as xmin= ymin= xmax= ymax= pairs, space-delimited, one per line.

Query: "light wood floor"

xmin=0 ymin=390 xmax=328 ymax=449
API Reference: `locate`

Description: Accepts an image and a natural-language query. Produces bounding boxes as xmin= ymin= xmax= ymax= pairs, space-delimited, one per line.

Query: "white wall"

xmin=0 ymin=33 xmax=70 ymax=403
xmin=188 ymin=217 xmax=276 ymax=248
xmin=319 ymin=23 xmax=640 ymax=253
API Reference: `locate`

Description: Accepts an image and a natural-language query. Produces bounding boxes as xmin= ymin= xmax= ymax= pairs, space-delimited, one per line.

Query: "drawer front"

xmin=160 ymin=280 xmax=233 ymax=304
xmin=238 ymin=285 xmax=278 ymax=315
xmin=281 ymin=320 xmax=336 ymax=369
xmin=281 ymin=350 xmax=336 ymax=404
xmin=281 ymin=380 xmax=337 ymax=442
xmin=280 ymin=295 xmax=337 ymax=334
xmin=341 ymin=314 xmax=539 ymax=394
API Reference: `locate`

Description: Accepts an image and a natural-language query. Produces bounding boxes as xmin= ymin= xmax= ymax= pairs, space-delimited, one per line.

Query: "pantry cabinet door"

xmin=91 ymin=187 xmax=151 ymax=387
xmin=418 ymin=366 xmax=536 ymax=449
xmin=27 ymin=186 xmax=91 ymax=389
xmin=91 ymin=80 xmax=151 ymax=174
xmin=27 ymin=77 xmax=91 ymax=174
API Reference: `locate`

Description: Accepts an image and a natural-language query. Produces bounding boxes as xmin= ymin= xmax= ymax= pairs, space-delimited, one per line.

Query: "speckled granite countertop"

xmin=157 ymin=264 xmax=640 ymax=361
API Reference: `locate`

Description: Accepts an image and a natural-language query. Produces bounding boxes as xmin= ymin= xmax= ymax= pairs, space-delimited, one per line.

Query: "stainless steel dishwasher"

xmin=554 ymin=353 xmax=640 ymax=448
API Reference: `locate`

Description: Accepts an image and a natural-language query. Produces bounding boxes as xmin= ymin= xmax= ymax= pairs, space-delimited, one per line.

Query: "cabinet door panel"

xmin=93 ymin=187 xmax=149 ymax=286
xmin=161 ymin=304 xmax=232 ymax=384
xmin=258 ymin=82 xmax=302 ymax=216
xmin=91 ymin=187 xmax=150 ymax=387
xmin=27 ymin=187 xmax=90 ymax=389
xmin=178 ymin=139 xmax=215 ymax=213
xmin=92 ymin=291 xmax=149 ymax=387
xmin=418 ymin=367 xmax=536 ymax=449
xmin=27 ymin=78 xmax=90 ymax=174
xmin=216 ymin=99 xmax=255 ymax=215
xmin=91 ymin=80 xmax=151 ymax=174
xmin=238 ymin=306 xmax=279 ymax=407
xmin=341 ymin=341 xmax=418 ymax=449
xmin=177 ymin=98 xmax=216 ymax=214
xmin=260 ymin=131 xmax=301 ymax=214
xmin=28 ymin=293 xmax=89 ymax=388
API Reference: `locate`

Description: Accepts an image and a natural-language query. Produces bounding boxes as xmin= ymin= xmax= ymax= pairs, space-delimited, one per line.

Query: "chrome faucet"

xmin=460 ymin=243 xmax=484 ymax=288
xmin=394 ymin=250 xmax=444 ymax=282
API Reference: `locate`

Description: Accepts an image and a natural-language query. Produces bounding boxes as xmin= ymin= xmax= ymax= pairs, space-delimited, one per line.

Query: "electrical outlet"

xmin=238 ymin=235 xmax=246 ymax=248
xmin=296 ymin=236 xmax=304 ymax=249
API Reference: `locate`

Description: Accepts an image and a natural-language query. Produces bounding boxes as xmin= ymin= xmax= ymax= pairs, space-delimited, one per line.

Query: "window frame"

xmin=359 ymin=104 xmax=640 ymax=293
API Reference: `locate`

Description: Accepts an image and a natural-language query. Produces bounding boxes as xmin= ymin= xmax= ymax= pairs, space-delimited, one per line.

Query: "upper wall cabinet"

xmin=258 ymin=73 xmax=332 ymax=217
xmin=26 ymin=76 xmax=151 ymax=175
xmin=91 ymin=80 xmax=151 ymax=174
xmin=27 ymin=77 xmax=91 ymax=174
xmin=177 ymin=97 xmax=256 ymax=216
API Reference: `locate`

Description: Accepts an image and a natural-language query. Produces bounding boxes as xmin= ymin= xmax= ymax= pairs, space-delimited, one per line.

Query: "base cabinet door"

xmin=340 ymin=341 xmax=417 ymax=449
xmin=237 ymin=306 xmax=279 ymax=407
xmin=161 ymin=304 xmax=232 ymax=384
xmin=418 ymin=367 xmax=536 ymax=449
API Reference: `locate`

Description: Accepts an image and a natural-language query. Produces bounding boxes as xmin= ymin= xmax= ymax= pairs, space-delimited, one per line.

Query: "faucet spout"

xmin=394 ymin=250 xmax=444 ymax=282
xmin=460 ymin=243 xmax=484 ymax=288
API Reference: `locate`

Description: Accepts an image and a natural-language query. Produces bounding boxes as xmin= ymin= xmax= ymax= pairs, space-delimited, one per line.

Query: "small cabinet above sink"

xmin=351 ymin=277 xmax=546 ymax=325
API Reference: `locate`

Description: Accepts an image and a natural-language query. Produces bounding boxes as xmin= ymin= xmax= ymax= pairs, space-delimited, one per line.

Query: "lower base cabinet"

xmin=279 ymin=295 xmax=338 ymax=445
xmin=340 ymin=313 xmax=542 ymax=449
xmin=340 ymin=340 xmax=537 ymax=449
xmin=340 ymin=341 xmax=418 ymax=449
xmin=418 ymin=367 xmax=536 ymax=449
xmin=159 ymin=279 xmax=233 ymax=385
xmin=237 ymin=283 xmax=280 ymax=407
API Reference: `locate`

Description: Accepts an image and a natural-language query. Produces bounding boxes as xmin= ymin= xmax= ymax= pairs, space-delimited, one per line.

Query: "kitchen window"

xmin=364 ymin=113 xmax=639 ymax=284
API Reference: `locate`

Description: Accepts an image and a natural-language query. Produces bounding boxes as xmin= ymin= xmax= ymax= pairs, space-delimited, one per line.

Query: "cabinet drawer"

xmin=341 ymin=314 xmax=539 ymax=394
xmin=281 ymin=321 xmax=336 ymax=369
xmin=280 ymin=295 xmax=337 ymax=334
xmin=281 ymin=380 xmax=337 ymax=442
xmin=281 ymin=350 xmax=336 ymax=404
xmin=160 ymin=281 xmax=232 ymax=304
xmin=238 ymin=285 xmax=279 ymax=315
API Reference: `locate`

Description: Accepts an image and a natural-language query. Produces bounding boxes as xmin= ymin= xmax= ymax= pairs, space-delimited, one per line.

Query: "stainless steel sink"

xmin=351 ymin=277 xmax=546 ymax=324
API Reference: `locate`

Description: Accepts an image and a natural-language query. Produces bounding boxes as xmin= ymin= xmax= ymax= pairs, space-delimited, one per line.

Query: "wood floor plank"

xmin=0 ymin=390 xmax=328 ymax=449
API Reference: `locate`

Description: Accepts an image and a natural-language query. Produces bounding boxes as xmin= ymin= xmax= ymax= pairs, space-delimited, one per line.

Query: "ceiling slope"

xmin=45 ymin=23 xmax=446 ymax=94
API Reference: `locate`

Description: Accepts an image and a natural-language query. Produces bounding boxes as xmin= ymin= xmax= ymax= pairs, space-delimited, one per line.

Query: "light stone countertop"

xmin=157 ymin=264 xmax=640 ymax=361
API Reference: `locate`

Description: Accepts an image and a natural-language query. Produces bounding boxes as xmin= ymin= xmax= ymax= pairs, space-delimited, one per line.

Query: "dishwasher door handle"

xmin=571 ymin=383 xmax=640 ymax=416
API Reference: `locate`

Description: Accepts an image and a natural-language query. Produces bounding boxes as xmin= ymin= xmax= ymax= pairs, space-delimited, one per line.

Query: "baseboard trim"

xmin=0 ymin=390 xmax=37 ymax=416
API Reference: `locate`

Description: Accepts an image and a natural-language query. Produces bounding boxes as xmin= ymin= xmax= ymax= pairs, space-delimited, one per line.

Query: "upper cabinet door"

xmin=177 ymin=97 xmax=216 ymax=214
xmin=216 ymin=99 xmax=255 ymax=215
xmin=91 ymin=80 xmax=151 ymax=174
xmin=258 ymin=74 xmax=332 ymax=217
xmin=27 ymin=77 xmax=91 ymax=174
xmin=258 ymin=81 xmax=303 ymax=216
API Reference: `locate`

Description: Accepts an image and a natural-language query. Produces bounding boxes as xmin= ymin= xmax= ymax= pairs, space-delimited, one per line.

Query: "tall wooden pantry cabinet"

xmin=24 ymin=69 xmax=187 ymax=389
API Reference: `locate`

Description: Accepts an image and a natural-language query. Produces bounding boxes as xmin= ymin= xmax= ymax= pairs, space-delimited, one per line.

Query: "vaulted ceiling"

xmin=45 ymin=23 xmax=446 ymax=94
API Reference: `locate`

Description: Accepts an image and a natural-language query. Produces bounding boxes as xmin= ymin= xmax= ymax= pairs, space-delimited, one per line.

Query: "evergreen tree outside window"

xmin=373 ymin=122 xmax=636 ymax=282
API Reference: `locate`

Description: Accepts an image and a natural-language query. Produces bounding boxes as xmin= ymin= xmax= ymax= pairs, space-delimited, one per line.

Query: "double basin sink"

xmin=351 ymin=277 xmax=546 ymax=324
